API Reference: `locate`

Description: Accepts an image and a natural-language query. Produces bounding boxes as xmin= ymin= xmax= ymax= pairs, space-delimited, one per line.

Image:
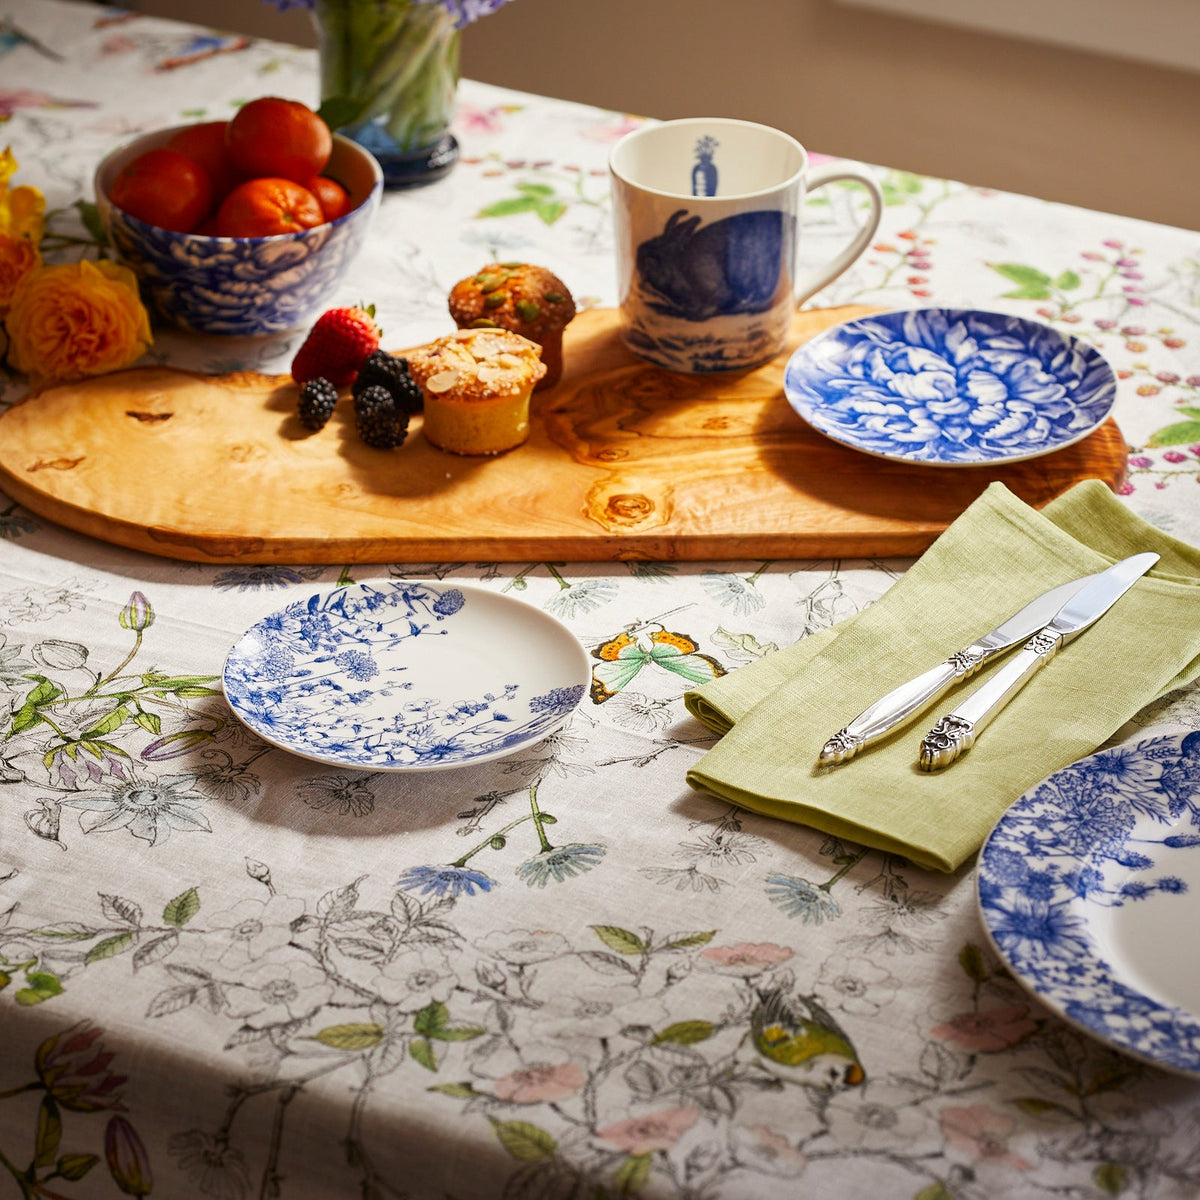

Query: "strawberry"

xmin=291 ymin=304 xmax=381 ymax=389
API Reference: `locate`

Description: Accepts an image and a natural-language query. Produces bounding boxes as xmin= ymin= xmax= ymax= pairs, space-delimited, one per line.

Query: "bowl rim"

xmin=93 ymin=122 xmax=383 ymax=243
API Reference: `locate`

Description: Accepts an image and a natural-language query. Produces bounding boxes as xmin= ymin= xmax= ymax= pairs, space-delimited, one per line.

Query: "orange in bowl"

xmin=216 ymin=177 xmax=325 ymax=238
xmin=166 ymin=120 xmax=243 ymax=202
xmin=109 ymin=147 xmax=213 ymax=234
xmin=306 ymin=175 xmax=352 ymax=222
xmin=226 ymin=96 xmax=333 ymax=184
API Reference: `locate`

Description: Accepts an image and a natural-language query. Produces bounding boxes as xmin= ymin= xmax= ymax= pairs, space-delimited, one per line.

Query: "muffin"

xmin=447 ymin=262 xmax=575 ymax=389
xmin=407 ymin=328 xmax=547 ymax=456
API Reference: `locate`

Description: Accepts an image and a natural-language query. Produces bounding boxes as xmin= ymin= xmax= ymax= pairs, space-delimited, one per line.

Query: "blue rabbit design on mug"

xmin=634 ymin=209 xmax=797 ymax=323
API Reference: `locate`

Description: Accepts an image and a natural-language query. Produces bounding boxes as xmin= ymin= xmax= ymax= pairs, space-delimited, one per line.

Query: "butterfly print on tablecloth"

xmin=589 ymin=626 xmax=726 ymax=703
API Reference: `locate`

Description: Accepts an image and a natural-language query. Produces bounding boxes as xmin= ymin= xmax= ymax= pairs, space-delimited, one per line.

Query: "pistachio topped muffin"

xmin=406 ymin=328 xmax=547 ymax=456
xmin=447 ymin=262 xmax=575 ymax=389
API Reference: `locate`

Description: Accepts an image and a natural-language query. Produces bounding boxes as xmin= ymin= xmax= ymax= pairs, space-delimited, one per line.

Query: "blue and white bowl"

xmin=94 ymin=125 xmax=383 ymax=336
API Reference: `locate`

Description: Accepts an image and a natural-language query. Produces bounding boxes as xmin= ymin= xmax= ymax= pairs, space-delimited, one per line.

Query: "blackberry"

xmin=353 ymin=350 xmax=424 ymax=415
xmin=297 ymin=377 xmax=339 ymax=430
xmin=354 ymin=384 xmax=408 ymax=449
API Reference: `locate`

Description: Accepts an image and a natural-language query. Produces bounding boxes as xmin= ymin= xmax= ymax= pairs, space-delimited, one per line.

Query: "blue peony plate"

xmin=223 ymin=582 xmax=590 ymax=771
xmin=978 ymin=731 xmax=1200 ymax=1076
xmin=783 ymin=308 xmax=1117 ymax=466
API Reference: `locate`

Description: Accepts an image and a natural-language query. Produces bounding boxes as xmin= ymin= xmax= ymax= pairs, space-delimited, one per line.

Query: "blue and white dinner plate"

xmin=223 ymin=582 xmax=590 ymax=771
xmin=978 ymin=731 xmax=1200 ymax=1076
xmin=783 ymin=307 xmax=1117 ymax=466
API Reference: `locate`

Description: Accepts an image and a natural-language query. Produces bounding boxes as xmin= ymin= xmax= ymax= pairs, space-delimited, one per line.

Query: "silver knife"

xmin=818 ymin=572 xmax=1099 ymax=766
xmin=917 ymin=551 xmax=1159 ymax=771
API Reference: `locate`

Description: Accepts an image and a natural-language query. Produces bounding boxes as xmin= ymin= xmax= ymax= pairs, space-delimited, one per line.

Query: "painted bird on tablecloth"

xmin=751 ymin=986 xmax=865 ymax=1087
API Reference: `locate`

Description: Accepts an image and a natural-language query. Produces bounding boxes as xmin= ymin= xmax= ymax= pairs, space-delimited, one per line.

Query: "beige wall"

xmin=128 ymin=0 xmax=1200 ymax=230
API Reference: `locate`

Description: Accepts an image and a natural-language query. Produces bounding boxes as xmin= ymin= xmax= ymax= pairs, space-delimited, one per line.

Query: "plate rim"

xmin=976 ymin=730 xmax=1200 ymax=1077
xmin=221 ymin=579 xmax=591 ymax=773
xmin=782 ymin=305 xmax=1117 ymax=468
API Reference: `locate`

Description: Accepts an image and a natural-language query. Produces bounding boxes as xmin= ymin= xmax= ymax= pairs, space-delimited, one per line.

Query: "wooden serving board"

xmin=0 ymin=306 xmax=1126 ymax=564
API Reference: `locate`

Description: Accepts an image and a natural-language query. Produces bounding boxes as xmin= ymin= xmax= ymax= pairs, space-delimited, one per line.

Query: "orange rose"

xmin=0 ymin=233 xmax=41 ymax=312
xmin=5 ymin=259 xmax=152 ymax=384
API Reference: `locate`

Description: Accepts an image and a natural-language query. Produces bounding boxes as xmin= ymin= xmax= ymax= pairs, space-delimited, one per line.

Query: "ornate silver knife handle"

xmin=818 ymin=645 xmax=991 ymax=765
xmin=916 ymin=551 xmax=1158 ymax=771
xmin=918 ymin=629 xmax=1062 ymax=771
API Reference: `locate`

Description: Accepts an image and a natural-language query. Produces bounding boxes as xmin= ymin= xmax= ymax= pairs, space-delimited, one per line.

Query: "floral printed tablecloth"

xmin=3 ymin=3 xmax=1200 ymax=1198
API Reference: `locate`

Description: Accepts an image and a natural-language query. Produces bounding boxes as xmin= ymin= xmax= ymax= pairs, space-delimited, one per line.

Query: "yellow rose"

xmin=0 ymin=147 xmax=20 ymax=184
xmin=5 ymin=259 xmax=152 ymax=384
xmin=0 ymin=147 xmax=45 ymax=243
xmin=0 ymin=233 xmax=42 ymax=313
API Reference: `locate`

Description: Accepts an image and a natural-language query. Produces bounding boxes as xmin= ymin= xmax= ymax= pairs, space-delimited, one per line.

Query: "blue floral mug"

xmin=609 ymin=118 xmax=883 ymax=373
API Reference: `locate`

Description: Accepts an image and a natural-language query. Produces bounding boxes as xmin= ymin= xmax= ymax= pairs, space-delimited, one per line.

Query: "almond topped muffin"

xmin=406 ymin=328 xmax=547 ymax=455
xmin=447 ymin=262 xmax=575 ymax=389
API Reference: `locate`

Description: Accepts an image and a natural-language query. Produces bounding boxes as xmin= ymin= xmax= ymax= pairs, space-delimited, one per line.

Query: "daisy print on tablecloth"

xmin=398 ymin=754 xmax=606 ymax=896
xmin=699 ymin=565 xmax=770 ymax=614
xmin=60 ymin=770 xmax=211 ymax=845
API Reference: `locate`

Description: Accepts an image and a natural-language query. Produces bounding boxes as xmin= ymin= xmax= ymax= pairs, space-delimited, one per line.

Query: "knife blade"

xmin=818 ymin=572 xmax=1100 ymax=766
xmin=917 ymin=551 xmax=1159 ymax=771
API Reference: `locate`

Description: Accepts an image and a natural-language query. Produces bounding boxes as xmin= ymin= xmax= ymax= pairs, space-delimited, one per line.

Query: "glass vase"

xmin=314 ymin=0 xmax=460 ymax=188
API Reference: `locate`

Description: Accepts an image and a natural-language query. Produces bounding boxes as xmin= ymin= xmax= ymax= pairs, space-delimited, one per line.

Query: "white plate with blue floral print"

xmin=783 ymin=307 xmax=1116 ymax=466
xmin=223 ymin=581 xmax=590 ymax=771
xmin=978 ymin=731 xmax=1200 ymax=1077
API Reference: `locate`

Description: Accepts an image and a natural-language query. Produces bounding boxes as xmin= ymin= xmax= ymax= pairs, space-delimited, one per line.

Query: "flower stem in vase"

xmin=383 ymin=23 xmax=459 ymax=149
xmin=314 ymin=0 xmax=461 ymax=188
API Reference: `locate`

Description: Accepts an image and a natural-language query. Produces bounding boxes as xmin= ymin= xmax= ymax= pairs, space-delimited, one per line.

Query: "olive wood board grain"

xmin=0 ymin=305 xmax=1127 ymax=564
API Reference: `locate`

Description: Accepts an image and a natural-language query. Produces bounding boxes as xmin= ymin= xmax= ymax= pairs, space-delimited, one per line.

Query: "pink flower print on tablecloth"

xmin=930 ymin=1005 xmax=1038 ymax=1052
xmin=0 ymin=89 xmax=96 ymax=118
xmin=597 ymin=1106 xmax=700 ymax=1155
xmin=730 ymin=1125 xmax=808 ymax=1177
xmin=580 ymin=115 xmax=645 ymax=144
xmin=494 ymin=1061 xmax=586 ymax=1104
xmin=939 ymin=1104 xmax=1033 ymax=1171
xmin=698 ymin=942 xmax=794 ymax=976
xmin=454 ymin=103 xmax=520 ymax=135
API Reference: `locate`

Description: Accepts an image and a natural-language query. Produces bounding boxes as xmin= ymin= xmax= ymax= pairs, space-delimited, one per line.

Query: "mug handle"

xmin=794 ymin=161 xmax=884 ymax=307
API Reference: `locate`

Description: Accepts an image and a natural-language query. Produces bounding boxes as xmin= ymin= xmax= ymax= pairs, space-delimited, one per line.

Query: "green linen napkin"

xmin=684 ymin=481 xmax=1200 ymax=872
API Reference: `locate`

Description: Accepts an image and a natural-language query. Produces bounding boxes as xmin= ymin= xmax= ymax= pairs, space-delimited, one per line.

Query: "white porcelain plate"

xmin=783 ymin=307 xmax=1116 ymax=466
xmin=223 ymin=581 xmax=590 ymax=771
xmin=978 ymin=731 xmax=1200 ymax=1075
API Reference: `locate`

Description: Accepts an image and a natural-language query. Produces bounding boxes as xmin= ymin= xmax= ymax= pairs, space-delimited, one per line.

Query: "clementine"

xmin=226 ymin=97 xmax=332 ymax=184
xmin=167 ymin=121 xmax=242 ymax=201
xmin=216 ymin=177 xmax=324 ymax=238
xmin=306 ymin=175 xmax=352 ymax=222
xmin=109 ymin=147 xmax=214 ymax=234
